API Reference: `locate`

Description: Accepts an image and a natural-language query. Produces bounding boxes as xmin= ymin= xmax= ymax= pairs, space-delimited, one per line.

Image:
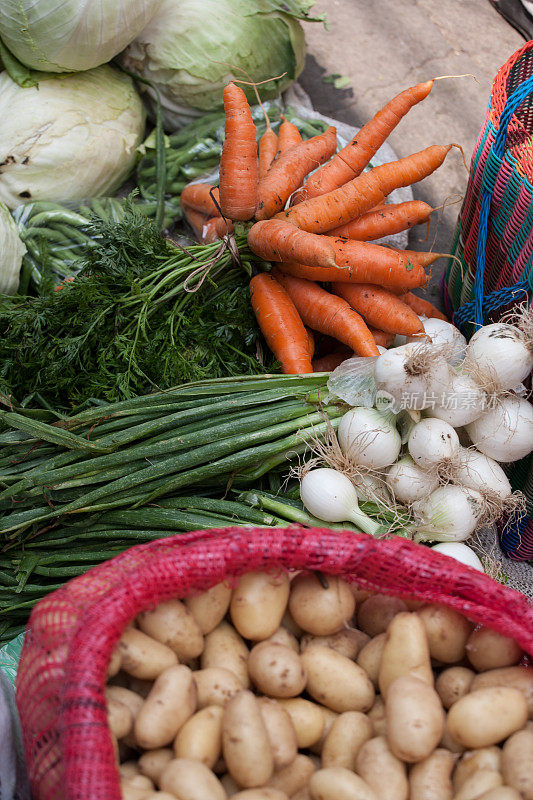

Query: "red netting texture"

xmin=491 ymin=40 xmax=533 ymax=179
xmin=15 ymin=526 xmax=533 ymax=800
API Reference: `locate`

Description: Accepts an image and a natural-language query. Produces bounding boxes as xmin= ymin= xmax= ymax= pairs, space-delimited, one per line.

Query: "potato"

xmin=308 ymin=706 xmax=338 ymax=756
xmin=367 ymin=697 xmax=386 ymax=737
xmin=385 ymin=676 xmax=445 ymax=763
xmin=301 ymin=645 xmax=375 ymax=713
xmin=466 ymin=628 xmax=523 ymax=672
xmin=288 ymin=574 xmax=355 ymax=636
xmin=107 ymin=695 xmax=133 ymax=740
xmin=160 ymin=758 xmax=226 ymax=800
xmin=185 ymin=581 xmax=232 ymax=635
xmin=221 ymin=774 xmax=240 ymax=798
xmin=275 ymin=698 xmax=325 ymax=748
xmin=409 ymin=748 xmax=456 ymax=800
xmin=454 ymin=770 xmax=503 ymax=800
xmin=357 ymin=595 xmax=408 ymax=637
xmin=435 ymin=667 xmax=475 ymax=709
xmin=477 ymin=789 xmax=522 ymax=800
xmin=138 ymin=749 xmax=174 ymax=784
xmin=174 ymin=706 xmax=224 ymax=768
xmin=356 ymin=634 xmax=386 ymax=688
xmin=416 ymin=605 xmax=472 ymax=663
xmin=106 ymin=687 xmax=144 ymax=748
xmin=121 ymin=778 xmax=155 ymax=800
xmin=107 ymin=646 xmax=122 ymax=678
xmin=501 ymin=728 xmax=533 ymax=800
xmin=281 ymin=609 xmax=303 ymax=639
xmin=300 ymin=629 xmax=367 ymax=661
xmin=248 ymin=643 xmax=306 ymax=698
xmin=309 ymin=767 xmax=378 ymax=800
xmin=292 ymin=789 xmax=311 ymax=800
xmin=378 ymin=613 xmax=433 ymax=698
xmin=447 ymin=687 xmax=528 ymax=748
xmin=453 ymin=748 xmax=502 ymax=792
xmin=439 ymin=725 xmax=466 ymax=754
xmin=120 ymin=761 xmax=141 ymax=778
xmin=263 ymin=627 xmax=300 ymax=653
xmin=230 ymin=571 xmax=290 ymax=641
xmin=258 ymin=697 xmax=298 ymax=770
xmin=194 ymin=668 xmax=244 ymax=708
xmin=321 ymin=711 xmax=373 ymax=770
xmin=118 ymin=628 xmax=178 ymax=680
xmin=355 ymin=736 xmax=408 ymax=800
xmin=222 ymin=690 xmax=274 ymax=787
xmin=122 ymin=775 xmax=155 ymax=792
xmin=233 ymin=792 xmax=289 ymax=800
xmin=135 ymin=665 xmax=197 ymax=750
xmin=471 ymin=667 xmax=533 ymax=719
xmin=145 ymin=794 xmax=185 ymax=800
xmin=267 ymin=754 xmax=316 ymax=796
xmin=137 ymin=600 xmax=204 ymax=661
xmin=201 ymin=622 xmax=250 ymax=688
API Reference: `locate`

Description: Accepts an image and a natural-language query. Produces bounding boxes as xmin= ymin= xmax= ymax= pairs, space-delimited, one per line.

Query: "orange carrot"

xmin=249 ymin=273 xmax=313 ymax=374
xmin=305 ymin=327 xmax=315 ymax=359
xmin=330 ymin=237 xmax=428 ymax=291
xmin=255 ymin=126 xmax=337 ymax=220
xmin=277 ymin=116 xmax=303 ymax=155
xmin=180 ymin=183 xmax=220 ymax=216
xmin=182 ymin=206 xmax=209 ymax=242
xmin=305 ymin=80 xmax=433 ymax=198
xmin=259 ymin=128 xmax=278 ymax=179
xmin=329 ymin=200 xmax=432 ymax=240
xmin=332 ymin=283 xmax=425 ymax=335
xmin=313 ymin=351 xmax=351 ymax=372
xmin=274 ymin=260 xmax=427 ymax=292
xmin=399 ymin=291 xmax=449 ymax=321
xmin=248 ymin=220 xmax=336 ymax=268
xmin=219 ymin=82 xmax=258 ymax=221
xmin=277 ymin=144 xmax=452 ymax=234
xmin=248 ymin=220 xmax=427 ymax=290
xmin=272 ymin=268 xmax=380 ymax=357
xmin=387 ymin=247 xmax=445 ymax=268
xmin=202 ymin=216 xmax=233 ymax=243
xmin=369 ymin=327 xmax=395 ymax=348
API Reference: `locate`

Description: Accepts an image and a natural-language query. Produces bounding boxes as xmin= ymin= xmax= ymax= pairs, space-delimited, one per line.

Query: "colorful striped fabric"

xmin=442 ymin=41 xmax=533 ymax=561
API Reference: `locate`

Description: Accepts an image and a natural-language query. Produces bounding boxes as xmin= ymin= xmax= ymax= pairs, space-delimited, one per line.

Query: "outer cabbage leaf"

xmin=0 ymin=65 xmax=145 ymax=209
xmin=121 ymin=0 xmax=306 ymax=129
xmin=0 ymin=204 xmax=26 ymax=294
xmin=0 ymin=0 xmax=162 ymax=72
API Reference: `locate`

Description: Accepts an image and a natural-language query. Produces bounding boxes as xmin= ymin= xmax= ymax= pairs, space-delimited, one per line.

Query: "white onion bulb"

xmin=300 ymin=468 xmax=382 ymax=536
xmin=338 ymin=407 xmax=401 ymax=468
xmin=412 ymin=485 xmax=485 ymax=542
xmin=430 ymin=542 xmax=484 ymax=571
xmin=422 ymin=318 xmax=467 ymax=362
xmin=374 ymin=343 xmax=451 ymax=411
xmin=455 ymin=448 xmax=512 ymax=500
xmin=386 ymin=455 xmax=439 ymax=504
xmin=425 ymin=372 xmax=485 ymax=428
xmin=467 ymin=322 xmax=533 ymax=390
xmin=465 ymin=395 xmax=533 ymax=463
xmin=408 ymin=418 xmax=460 ymax=471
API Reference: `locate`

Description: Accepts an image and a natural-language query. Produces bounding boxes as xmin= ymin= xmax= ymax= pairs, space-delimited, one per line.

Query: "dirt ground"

xmin=299 ymin=0 xmax=524 ymax=307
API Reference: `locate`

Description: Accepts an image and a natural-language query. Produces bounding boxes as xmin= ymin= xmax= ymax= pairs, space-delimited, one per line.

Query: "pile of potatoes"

xmin=106 ymin=571 xmax=533 ymax=800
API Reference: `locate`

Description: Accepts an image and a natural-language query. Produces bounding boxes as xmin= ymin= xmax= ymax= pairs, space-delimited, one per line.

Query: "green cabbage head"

xmin=0 ymin=0 xmax=163 ymax=72
xmin=121 ymin=0 xmax=307 ymax=129
xmin=0 ymin=203 xmax=26 ymax=294
xmin=0 ymin=66 xmax=145 ymax=209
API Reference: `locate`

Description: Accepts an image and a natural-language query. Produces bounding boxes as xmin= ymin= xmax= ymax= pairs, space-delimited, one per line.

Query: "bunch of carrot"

xmin=180 ymin=79 xmax=452 ymax=374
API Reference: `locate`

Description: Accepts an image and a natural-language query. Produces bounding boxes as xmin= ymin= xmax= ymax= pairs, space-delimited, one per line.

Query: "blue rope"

xmin=454 ymin=279 xmax=529 ymax=329
xmin=472 ymin=75 xmax=533 ymax=328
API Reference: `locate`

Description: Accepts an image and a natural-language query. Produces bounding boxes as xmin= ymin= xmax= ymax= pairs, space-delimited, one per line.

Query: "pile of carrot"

xmin=180 ymin=79 xmax=452 ymax=374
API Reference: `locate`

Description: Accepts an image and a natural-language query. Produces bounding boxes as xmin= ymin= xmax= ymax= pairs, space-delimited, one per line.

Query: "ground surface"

xmin=299 ymin=0 xmax=524 ymax=307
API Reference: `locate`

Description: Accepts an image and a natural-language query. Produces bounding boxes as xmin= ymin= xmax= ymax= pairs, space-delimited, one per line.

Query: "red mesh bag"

xmin=15 ymin=526 xmax=533 ymax=800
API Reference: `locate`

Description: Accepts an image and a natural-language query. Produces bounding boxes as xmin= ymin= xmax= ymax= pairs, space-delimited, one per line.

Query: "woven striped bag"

xmin=442 ymin=41 xmax=533 ymax=562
